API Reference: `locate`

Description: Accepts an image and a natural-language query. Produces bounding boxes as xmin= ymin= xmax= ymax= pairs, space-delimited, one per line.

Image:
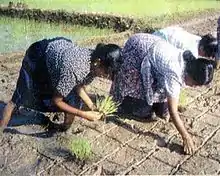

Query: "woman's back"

xmin=45 ymin=38 xmax=92 ymax=97
xmin=141 ymin=38 xmax=186 ymax=105
xmin=148 ymin=39 xmax=185 ymax=81
xmin=121 ymin=33 xmax=161 ymax=69
xmin=153 ymin=26 xmax=201 ymax=57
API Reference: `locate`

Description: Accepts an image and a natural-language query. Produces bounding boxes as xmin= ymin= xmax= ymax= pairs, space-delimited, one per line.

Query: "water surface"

xmin=0 ymin=17 xmax=115 ymax=53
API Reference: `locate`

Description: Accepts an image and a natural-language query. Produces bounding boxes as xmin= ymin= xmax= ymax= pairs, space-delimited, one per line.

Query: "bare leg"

xmin=0 ymin=101 xmax=16 ymax=128
xmin=63 ymin=113 xmax=75 ymax=131
xmin=47 ymin=112 xmax=75 ymax=132
xmin=153 ymin=102 xmax=170 ymax=121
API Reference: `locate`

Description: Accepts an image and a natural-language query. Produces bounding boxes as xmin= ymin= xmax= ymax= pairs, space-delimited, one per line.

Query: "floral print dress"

xmin=12 ymin=37 xmax=93 ymax=112
xmin=110 ymin=33 xmax=185 ymax=117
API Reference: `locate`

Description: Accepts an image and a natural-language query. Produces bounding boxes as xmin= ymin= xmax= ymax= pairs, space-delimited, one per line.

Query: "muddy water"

xmin=0 ymin=17 xmax=115 ymax=54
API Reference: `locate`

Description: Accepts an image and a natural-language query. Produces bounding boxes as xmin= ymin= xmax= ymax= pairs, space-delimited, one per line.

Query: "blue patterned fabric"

xmin=12 ymin=37 xmax=91 ymax=112
xmin=153 ymin=26 xmax=201 ymax=58
xmin=45 ymin=39 xmax=92 ymax=97
xmin=111 ymin=33 xmax=185 ymax=107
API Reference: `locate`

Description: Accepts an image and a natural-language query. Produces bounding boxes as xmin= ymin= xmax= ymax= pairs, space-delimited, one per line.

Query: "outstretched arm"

xmin=167 ymin=96 xmax=195 ymax=154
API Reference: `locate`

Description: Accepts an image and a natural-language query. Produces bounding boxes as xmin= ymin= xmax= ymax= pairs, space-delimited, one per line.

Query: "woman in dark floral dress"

xmin=0 ymin=37 xmax=121 ymax=131
xmin=111 ymin=33 xmax=215 ymax=154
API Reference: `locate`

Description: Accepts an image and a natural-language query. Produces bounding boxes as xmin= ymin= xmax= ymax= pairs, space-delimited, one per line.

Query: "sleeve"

xmin=164 ymin=72 xmax=181 ymax=100
xmin=217 ymin=16 xmax=220 ymax=60
xmin=47 ymin=57 xmax=78 ymax=98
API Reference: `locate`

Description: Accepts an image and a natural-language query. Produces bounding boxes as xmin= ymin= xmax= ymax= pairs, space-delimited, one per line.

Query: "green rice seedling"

xmin=68 ymin=137 xmax=92 ymax=161
xmin=178 ymin=89 xmax=189 ymax=112
xmin=179 ymin=89 xmax=188 ymax=107
xmin=96 ymin=95 xmax=120 ymax=119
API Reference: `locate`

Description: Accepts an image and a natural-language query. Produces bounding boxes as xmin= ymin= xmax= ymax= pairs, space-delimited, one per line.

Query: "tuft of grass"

xmin=96 ymin=95 xmax=120 ymax=119
xmin=179 ymin=89 xmax=188 ymax=107
xmin=68 ymin=137 xmax=92 ymax=161
xmin=178 ymin=89 xmax=189 ymax=112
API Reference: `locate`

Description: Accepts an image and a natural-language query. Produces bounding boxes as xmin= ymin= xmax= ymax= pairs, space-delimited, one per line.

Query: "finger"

xmin=184 ymin=144 xmax=190 ymax=155
xmin=183 ymin=145 xmax=187 ymax=154
xmin=187 ymin=148 xmax=191 ymax=155
xmin=185 ymin=146 xmax=189 ymax=154
xmin=190 ymin=145 xmax=195 ymax=155
xmin=188 ymin=144 xmax=194 ymax=155
xmin=188 ymin=144 xmax=192 ymax=154
xmin=187 ymin=146 xmax=191 ymax=155
xmin=189 ymin=147 xmax=193 ymax=155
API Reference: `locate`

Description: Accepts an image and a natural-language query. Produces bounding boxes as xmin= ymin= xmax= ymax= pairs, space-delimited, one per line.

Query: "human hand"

xmin=81 ymin=111 xmax=103 ymax=121
xmin=182 ymin=135 xmax=195 ymax=155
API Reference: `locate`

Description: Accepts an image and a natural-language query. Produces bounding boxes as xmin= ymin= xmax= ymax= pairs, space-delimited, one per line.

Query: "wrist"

xmin=182 ymin=132 xmax=191 ymax=140
xmin=76 ymin=109 xmax=84 ymax=117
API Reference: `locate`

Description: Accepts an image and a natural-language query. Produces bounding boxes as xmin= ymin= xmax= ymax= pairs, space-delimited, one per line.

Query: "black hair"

xmin=183 ymin=50 xmax=215 ymax=85
xmin=199 ymin=34 xmax=217 ymax=58
xmin=91 ymin=43 xmax=122 ymax=70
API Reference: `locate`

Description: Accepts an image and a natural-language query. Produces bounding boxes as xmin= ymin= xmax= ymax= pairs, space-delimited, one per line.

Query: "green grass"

xmin=68 ymin=137 xmax=92 ymax=161
xmin=2 ymin=0 xmax=220 ymax=17
xmin=96 ymin=95 xmax=120 ymax=119
xmin=179 ymin=89 xmax=189 ymax=107
xmin=0 ymin=16 xmax=114 ymax=53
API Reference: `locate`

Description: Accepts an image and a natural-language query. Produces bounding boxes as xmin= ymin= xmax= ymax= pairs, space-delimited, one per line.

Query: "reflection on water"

xmin=0 ymin=17 xmax=115 ymax=54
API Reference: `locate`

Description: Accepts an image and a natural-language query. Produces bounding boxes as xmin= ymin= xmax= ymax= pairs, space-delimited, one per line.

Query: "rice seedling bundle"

xmin=96 ymin=95 xmax=120 ymax=118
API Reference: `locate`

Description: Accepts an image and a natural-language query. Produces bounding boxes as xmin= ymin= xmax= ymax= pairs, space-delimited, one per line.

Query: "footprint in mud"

xmin=178 ymin=105 xmax=186 ymax=113
xmin=92 ymin=165 xmax=116 ymax=176
xmin=155 ymin=137 xmax=168 ymax=148
xmin=154 ymin=136 xmax=185 ymax=154
xmin=1 ymin=78 xmax=6 ymax=83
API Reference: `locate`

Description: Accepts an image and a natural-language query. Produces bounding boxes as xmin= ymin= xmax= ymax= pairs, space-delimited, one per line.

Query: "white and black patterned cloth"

xmin=153 ymin=26 xmax=201 ymax=58
xmin=111 ymin=33 xmax=185 ymax=108
xmin=46 ymin=39 xmax=92 ymax=97
xmin=12 ymin=37 xmax=93 ymax=112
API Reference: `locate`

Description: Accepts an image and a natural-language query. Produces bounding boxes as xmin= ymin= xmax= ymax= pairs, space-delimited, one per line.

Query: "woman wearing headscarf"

xmin=111 ymin=33 xmax=215 ymax=154
xmin=153 ymin=26 xmax=217 ymax=60
xmin=0 ymin=37 xmax=121 ymax=132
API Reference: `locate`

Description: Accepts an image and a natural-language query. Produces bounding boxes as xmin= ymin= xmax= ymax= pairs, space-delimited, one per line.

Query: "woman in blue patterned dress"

xmin=0 ymin=37 xmax=121 ymax=131
xmin=111 ymin=33 xmax=215 ymax=154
